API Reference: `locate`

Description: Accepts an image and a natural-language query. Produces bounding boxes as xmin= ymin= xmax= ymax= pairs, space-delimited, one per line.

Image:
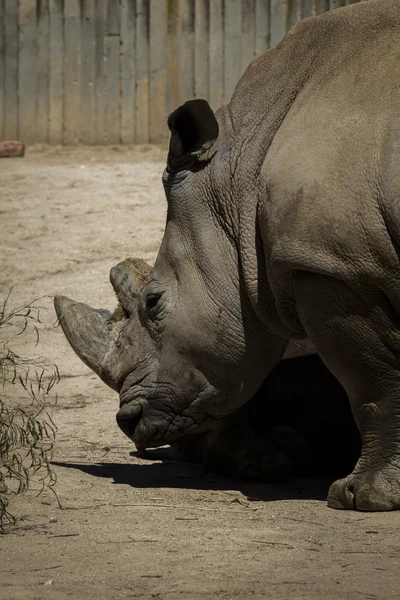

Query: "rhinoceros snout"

xmin=116 ymin=401 xmax=143 ymax=440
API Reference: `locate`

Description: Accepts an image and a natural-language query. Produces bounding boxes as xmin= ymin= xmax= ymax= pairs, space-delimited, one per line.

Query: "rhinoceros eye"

xmin=145 ymin=293 xmax=160 ymax=311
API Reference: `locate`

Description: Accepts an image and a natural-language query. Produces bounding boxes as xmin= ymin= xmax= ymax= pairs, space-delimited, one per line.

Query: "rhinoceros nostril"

xmin=116 ymin=402 xmax=143 ymax=439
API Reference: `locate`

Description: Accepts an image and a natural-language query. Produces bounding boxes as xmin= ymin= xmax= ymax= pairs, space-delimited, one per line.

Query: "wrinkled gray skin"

xmin=55 ymin=0 xmax=400 ymax=510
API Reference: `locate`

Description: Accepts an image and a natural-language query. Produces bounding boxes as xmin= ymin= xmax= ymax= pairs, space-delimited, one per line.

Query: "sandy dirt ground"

xmin=1 ymin=147 xmax=400 ymax=600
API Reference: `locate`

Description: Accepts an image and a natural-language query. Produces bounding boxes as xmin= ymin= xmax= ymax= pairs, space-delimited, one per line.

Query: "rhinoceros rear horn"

xmin=168 ymin=99 xmax=219 ymax=158
xmin=110 ymin=257 xmax=152 ymax=315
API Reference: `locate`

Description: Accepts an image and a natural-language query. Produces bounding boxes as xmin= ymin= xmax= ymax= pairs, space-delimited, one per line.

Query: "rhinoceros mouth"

xmin=116 ymin=360 xmax=222 ymax=448
xmin=116 ymin=391 xmax=219 ymax=449
xmin=116 ymin=400 xmax=190 ymax=448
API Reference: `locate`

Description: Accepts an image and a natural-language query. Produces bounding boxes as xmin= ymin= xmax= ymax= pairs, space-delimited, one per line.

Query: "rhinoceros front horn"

xmin=54 ymin=257 xmax=153 ymax=392
xmin=54 ymin=295 xmax=119 ymax=389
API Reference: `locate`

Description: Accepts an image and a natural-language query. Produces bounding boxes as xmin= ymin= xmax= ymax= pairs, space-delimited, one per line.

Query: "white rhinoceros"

xmin=55 ymin=0 xmax=400 ymax=510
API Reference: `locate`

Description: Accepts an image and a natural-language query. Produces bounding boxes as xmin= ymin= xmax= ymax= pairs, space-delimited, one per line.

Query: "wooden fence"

xmin=0 ymin=0 xmax=361 ymax=146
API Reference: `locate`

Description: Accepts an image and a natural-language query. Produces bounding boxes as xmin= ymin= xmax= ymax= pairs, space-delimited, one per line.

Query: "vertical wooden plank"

xmin=315 ymin=0 xmax=330 ymax=14
xmin=49 ymin=0 xmax=63 ymax=145
xmin=209 ymin=0 xmax=223 ymax=110
xmin=329 ymin=0 xmax=345 ymax=9
xmin=108 ymin=0 xmax=120 ymax=33
xmin=301 ymin=0 xmax=316 ymax=18
xmin=36 ymin=0 xmax=49 ymax=143
xmin=64 ymin=0 xmax=81 ymax=144
xmin=81 ymin=0 xmax=95 ymax=144
xmin=19 ymin=0 xmax=36 ymax=143
xmin=194 ymin=0 xmax=209 ymax=99
xmin=94 ymin=0 xmax=107 ymax=144
xmin=149 ymin=0 xmax=167 ymax=143
xmin=0 ymin=0 xmax=5 ymax=139
xmin=106 ymin=40 xmax=120 ymax=144
xmin=270 ymin=0 xmax=287 ymax=47
xmin=106 ymin=0 xmax=120 ymax=143
xmin=255 ymin=0 xmax=270 ymax=54
xmin=241 ymin=0 xmax=255 ymax=74
xmin=4 ymin=0 xmax=19 ymax=140
xmin=167 ymin=0 xmax=180 ymax=112
xmin=223 ymin=0 xmax=241 ymax=105
xmin=120 ymin=0 xmax=135 ymax=144
xmin=179 ymin=0 xmax=195 ymax=102
xmin=135 ymin=0 xmax=149 ymax=143
xmin=287 ymin=0 xmax=301 ymax=27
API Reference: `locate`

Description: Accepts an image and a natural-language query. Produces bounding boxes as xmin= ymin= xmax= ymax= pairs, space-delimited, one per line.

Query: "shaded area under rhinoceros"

xmin=251 ymin=352 xmax=360 ymax=476
xmin=141 ymin=352 xmax=360 ymax=482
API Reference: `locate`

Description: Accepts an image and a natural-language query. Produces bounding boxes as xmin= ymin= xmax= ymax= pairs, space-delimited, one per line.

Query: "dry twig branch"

xmin=0 ymin=292 xmax=60 ymax=530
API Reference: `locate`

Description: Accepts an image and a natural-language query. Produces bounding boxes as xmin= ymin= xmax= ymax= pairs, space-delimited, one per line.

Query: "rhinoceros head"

xmin=54 ymin=100 xmax=280 ymax=449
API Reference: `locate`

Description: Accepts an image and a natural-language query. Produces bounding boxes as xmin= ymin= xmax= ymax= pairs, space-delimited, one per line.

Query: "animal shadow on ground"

xmin=54 ymin=354 xmax=360 ymax=504
xmin=53 ymin=458 xmax=332 ymax=503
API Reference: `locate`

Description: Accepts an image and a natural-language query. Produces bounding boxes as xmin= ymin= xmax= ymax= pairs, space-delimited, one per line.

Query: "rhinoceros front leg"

xmin=296 ymin=273 xmax=400 ymax=511
xmin=170 ymin=404 xmax=312 ymax=481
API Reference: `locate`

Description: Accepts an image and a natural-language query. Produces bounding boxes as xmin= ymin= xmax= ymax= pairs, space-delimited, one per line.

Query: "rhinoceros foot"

xmin=328 ymin=464 xmax=400 ymax=511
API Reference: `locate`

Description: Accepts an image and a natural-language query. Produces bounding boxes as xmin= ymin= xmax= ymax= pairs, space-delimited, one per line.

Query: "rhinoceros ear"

xmin=168 ymin=99 xmax=219 ymax=158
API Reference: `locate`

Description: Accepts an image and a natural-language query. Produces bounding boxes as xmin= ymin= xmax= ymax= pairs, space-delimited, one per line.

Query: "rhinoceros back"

xmin=257 ymin=0 xmax=400 ymax=320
